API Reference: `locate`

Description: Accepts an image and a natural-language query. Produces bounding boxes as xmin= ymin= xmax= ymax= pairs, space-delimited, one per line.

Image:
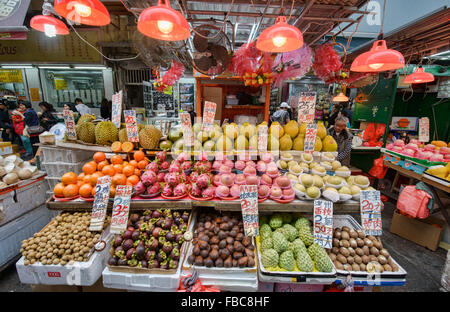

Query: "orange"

xmin=97 ymin=160 xmax=109 ymax=172
xmin=133 ymin=150 xmax=145 ymax=162
xmin=93 ymin=152 xmax=106 ymax=163
xmin=63 ymin=184 xmax=79 ymax=198
xmin=109 ymin=185 xmax=116 ymax=197
xmin=129 ymin=160 xmax=138 ymax=168
xmin=134 ymin=169 xmax=141 ymax=177
xmin=112 ymin=173 xmax=127 ymax=186
xmin=137 ymin=159 xmax=149 ymax=170
xmin=91 ymin=186 xmax=96 ymax=197
xmin=61 ymin=172 xmax=78 ymax=185
xmin=83 ymin=174 xmax=92 ymax=184
xmin=111 ymin=155 xmax=123 ymax=165
xmin=122 ymin=165 xmax=135 ymax=177
xmin=53 ymin=183 xmax=65 ymax=197
xmin=127 ymin=175 xmax=140 ymax=185
xmin=126 ymin=182 xmax=133 ymax=186
xmin=77 ymin=172 xmax=85 ymax=181
xmin=123 ymin=161 xmax=129 ymax=167
xmin=89 ymin=172 xmax=103 ymax=186
xmin=122 ymin=142 xmax=134 ymax=153
xmin=102 ymin=165 xmax=116 ymax=177
xmin=83 ymin=162 xmax=97 ymax=175
xmin=79 ymin=183 xmax=93 ymax=198
xmin=113 ymin=164 xmax=123 ymax=174
xmin=77 ymin=180 xmax=84 ymax=188
xmin=111 ymin=141 xmax=122 ymax=153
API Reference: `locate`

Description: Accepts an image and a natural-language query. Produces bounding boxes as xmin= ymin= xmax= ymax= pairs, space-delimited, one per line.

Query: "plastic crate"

xmin=45 ymin=177 xmax=61 ymax=191
xmin=40 ymin=146 xmax=93 ymax=164
xmin=42 ymin=161 xmax=84 ymax=178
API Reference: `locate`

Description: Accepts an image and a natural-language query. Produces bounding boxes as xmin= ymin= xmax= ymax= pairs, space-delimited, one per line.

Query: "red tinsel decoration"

xmin=227 ymin=41 xmax=262 ymax=76
xmin=312 ymin=43 xmax=343 ymax=82
xmin=162 ymin=60 xmax=185 ymax=86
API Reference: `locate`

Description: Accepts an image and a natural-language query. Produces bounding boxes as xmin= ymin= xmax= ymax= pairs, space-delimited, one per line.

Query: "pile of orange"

xmin=53 ymin=151 xmax=148 ymax=199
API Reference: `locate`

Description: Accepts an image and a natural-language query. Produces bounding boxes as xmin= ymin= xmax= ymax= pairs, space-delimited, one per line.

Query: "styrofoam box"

xmin=41 ymin=161 xmax=84 ymax=177
xmin=16 ymin=228 xmax=112 ymax=286
xmin=0 ymin=179 xmax=49 ymax=226
xmin=0 ymin=205 xmax=51 ymax=268
xmin=40 ymin=147 xmax=93 ymax=163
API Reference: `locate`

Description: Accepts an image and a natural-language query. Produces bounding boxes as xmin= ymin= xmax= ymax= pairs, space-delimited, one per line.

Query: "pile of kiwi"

xmin=328 ymin=226 xmax=399 ymax=273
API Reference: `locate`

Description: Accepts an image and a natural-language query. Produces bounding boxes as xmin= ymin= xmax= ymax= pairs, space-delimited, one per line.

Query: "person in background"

xmin=74 ymin=98 xmax=92 ymax=116
xmin=327 ymin=104 xmax=341 ymax=127
xmin=39 ymin=101 xmax=59 ymax=131
xmin=0 ymin=100 xmax=12 ymax=142
xmin=64 ymin=103 xmax=80 ymax=124
xmin=12 ymin=102 xmax=33 ymax=157
xmin=100 ymin=98 xmax=111 ymax=120
xmin=270 ymin=102 xmax=291 ymax=126
xmin=22 ymin=102 xmax=41 ymax=156
xmin=186 ymin=104 xmax=196 ymax=125
xmin=327 ymin=116 xmax=353 ymax=166
xmin=341 ymin=101 xmax=353 ymax=126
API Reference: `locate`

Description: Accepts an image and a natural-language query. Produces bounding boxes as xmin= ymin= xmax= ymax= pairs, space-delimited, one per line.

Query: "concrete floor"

xmin=0 ymin=202 xmax=447 ymax=292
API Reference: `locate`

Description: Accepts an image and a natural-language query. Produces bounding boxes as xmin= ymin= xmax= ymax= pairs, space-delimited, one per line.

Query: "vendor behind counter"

xmin=327 ymin=116 xmax=353 ymax=166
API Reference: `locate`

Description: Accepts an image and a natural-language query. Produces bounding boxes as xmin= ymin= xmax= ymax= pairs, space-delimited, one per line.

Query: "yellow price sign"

xmin=0 ymin=70 xmax=23 ymax=83
xmin=54 ymin=79 xmax=68 ymax=90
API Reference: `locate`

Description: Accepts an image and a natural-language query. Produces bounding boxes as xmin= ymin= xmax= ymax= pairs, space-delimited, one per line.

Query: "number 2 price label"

xmin=313 ymin=200 xmax=333 ymax=249
xmin=360 ymin=190 xmax=382 ymax=236
xmin=123 ymin=110 xmax=139 ymax=142
xmin=180 ymin=112 xmax=194 ymax=147
xmin=63 ymin=109 xmax=77 ymax=140
xmin=304 ymin=123 xmax=317 ymax=154
xmin=110 ymin=185 xmax=133 ymax=234
xmin=239 ymin=185 xmax=259 ymax=237
xmin=201 ymin=101 xmax=217 ymax=133
xmin=89 ymin=176 xmax=112 ymax=231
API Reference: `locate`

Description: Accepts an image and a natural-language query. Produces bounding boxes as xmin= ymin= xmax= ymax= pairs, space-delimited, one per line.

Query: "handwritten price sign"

xmin=257 ymin=125 xmax=268 ymax=152
xmin=63 ymin=109 xmax=77 ymax=140
xmin=201 ymin=101 xmax=217 ymax=132
xmin=360 ymin=190 xmax=382 ymax=236
xmin=297 ymin=92 xmax=317 ymax=124
xmin=313 ymin=200 xmax=333 ymax=249
xmin=89 ymin=176 xmax=112 ymax=232
xmin=419 ymin=117 xmax=429 ymax=143
xmin=123 ymin=110 xmax=139 ymax=142
xmin=180 ymin=112 xmax=194 ymax=147
xmin=111 ymin=90 xmax=123 ymax=128
xmin=304 ymin=123 xmax=317 ymax=154
xmin=110 ymin=185 xmax=133 ymax=234
xmin=239 ymin=185 xmax=259 ymax=237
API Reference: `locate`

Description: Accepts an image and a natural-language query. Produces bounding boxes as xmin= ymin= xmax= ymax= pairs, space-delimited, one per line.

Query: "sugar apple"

xmin=261 ymin=248 xmax=279 ymax=268
xmin=296 ymin=249 xmax=314 ymax=272
xmin=282 ymin=224 xmax=298 ymax=242
xmin=314 ymin=248 xmax=333 ymax=272
xmin=281 ymin=213 xmax=292 ymax=224
xmin=307 ymin=243 xmax=322 ymax=260
xmin=269 ymin=214 xmax=283 ymax=230
xmin=272 ymin=231 xmax=289 ymax=254
xmin=298 ymin=225 xmax=314 ymax=247
xmin=289 ymin=238 xmax=306 ymax=255
xmin=261 ymin=237 xmax=273 ymax=251
xmin=294 ymin=217 xmax=310 ymax=230
xmin=279 ymin=250 xmax=295 ymax=271
xmin=260 ymin=223 xmax=272 ymax=240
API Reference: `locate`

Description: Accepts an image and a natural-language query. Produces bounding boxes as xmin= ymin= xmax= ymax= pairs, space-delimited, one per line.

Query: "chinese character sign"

xmin=201 ymin=101 xmax=217 ymax=132
xmin=313 ymin=200 xmax=333 ymax=249
xmin=111 ymin=90 xmax=123 ymax=128
xmin=419 ymin=117 xmax=429 ymax=143
xmin=239 ymin=185 xmax=259 ymax=237
xmin=123 ymin=110 xmax=139 ymax=142
xmin=180 ymin=112 xmax=194 ymax=147
xmin=110 ymin=185 xmax=133 ymax=234
xmin=257 ymin=125 xmax=268 ymax=152
xmin=304 ymin=123 xmax=317 ymax=154
xmin=297 ymin=92 xmax=317 ymax=124
xmin=89 ymin=176 xmax=112 ymax=232
xmin=63 ymin=109 xmax=77 ymax=140
xmin=360 ymin=190 xmax=382 ymax=236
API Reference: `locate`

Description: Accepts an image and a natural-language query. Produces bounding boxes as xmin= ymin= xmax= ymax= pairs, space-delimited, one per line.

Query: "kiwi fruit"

xmin=341 ymin=231 xmax=350 ymax=241
xmin=383 ymin=264 xmax=392 ymax=271
xmin=342 ymin=226 xmax=351 ymax=232
xmin=368 ymin=235 xmax=377 ymax=242
xmin=378 ymin=255 xmax=387 ymax=265
xmin=362 ymin=246 xmax=370 ymax=256
xmin=391 ymin=263 xmax=399 ymax=272
xmin=334 ymin=261 xmax=344 ymax=270
xmin=343 ymin=264 xmax=353 ymax=271
xmin=332 ymin=247 xmax=339 ymax=255
xmin=364 ymin=238 xmax=374 ymax=248
xmin=354 ymin=255 xmax=362 ymax=264
xmin=349 ymin=230 xmax=358 ymax=239
xmin=340 ymin=240 xmax=350 ymax=248
xmin=337 ymin=254 xmax=347 ymax=264
xmin=347 ymin=256 xmax=354 ymax=265
xmin=333 ymin=238 xmax=340 ymax=247
xmin=356 ymin=238 xmax=365 ymax=247
xmin=340 ymin=247 xmax=350 ymax=257
xmin=361 ymin=255 xmax=370 ymax=264
xmin=352 ymin=263 xmax=361 ymax=271
xmin=334 ymin=230 xmax=342 ymax=240
xmin=357 ymin=230 xmax=365 ymax=239
xmin=369 ymin=255 xmax=378 ymax=262
xmin=329 ymin=253 xmax=337 ymax=262
xmin=373 ymin=240 xmax=383 ymax=250
xmin=370 ymin=247 xmax=380 ymax=256
xmin=359 ymin=263 xmax=366 ymax=271
xmin=380 ymin=248 xmax=390 ymax=258
xmin=355 ymin=247 xmax=364 ymax=257
xmin=347 ymin=247 xmax=356 ymax=257
xmin=349 ymin=238 xmax=357 ymax=249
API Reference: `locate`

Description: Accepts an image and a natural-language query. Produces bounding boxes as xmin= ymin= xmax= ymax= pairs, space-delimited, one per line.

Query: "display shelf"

xmin=224 ymin=105 xmax=265 ymax=110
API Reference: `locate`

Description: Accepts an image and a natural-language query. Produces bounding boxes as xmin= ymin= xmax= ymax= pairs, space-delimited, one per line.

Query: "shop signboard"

xmin=297 ymin=92 xmax=317 ymax=124
xmin=239 ymin=185 xmax=259 ymax=237
xmin=418 ymin=117 xmax=429 ymax=143
xmin=123 ymin=109 xmax=139 ymax=142
xmin=201 ymin=101 xmax=216 ymax=132
xmin=180 ymin=112 xmax=194 ymax=147
xmin=0 ymin=69 xmax=23 ymax=83
xmin=313 ymin=200 xmax=333 ymax=249
xmin=54 ymin=78 xmax=68 ymax=90
xmin=111 ymin=90 xmax=122 ymax=129
xmin=63 ymin=109 xmax=76 ymax=140
xmin=89 ymin=176 xmax=112 ymax=231
xmin=304 ymin=123 xmax=317 ymax=154
xmin=110 ymin=185 xmax=133 ymax=234
xmin=390 ymin=117 xmax=418 ymax=131
xmin=360 ymin=190 xmax=382 ymax=236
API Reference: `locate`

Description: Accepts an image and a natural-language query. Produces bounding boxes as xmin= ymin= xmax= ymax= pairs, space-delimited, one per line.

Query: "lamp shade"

xmin=137 ymin=0 xmax=190 ymax=41
xmin=404 ymin=67 xmax=434 ymax=84
xmin=30 ymin=15 xmax=69 ymax=36
xmin=351 ymin=40 xmax=405 ymax=72
xmin=256 ymin=16 xmax=303 ymax=53
xmin=54 ymin=0 xmax=110 ymax=26
xmin=333 ymin=92 xmax=349 ymax=102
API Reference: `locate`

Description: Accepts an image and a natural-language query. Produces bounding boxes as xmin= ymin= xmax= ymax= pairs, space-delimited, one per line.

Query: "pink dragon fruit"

xmin=177 ymin=152 xmax=190 ymax=162
xmin=156 ymin=172 xmax=165 ymax=183
xmin=147 ymin=183 xmax=161 ymax=195
xmin=169 ymin=161 xmax=181 ymax=173
xmin=405 ymin=143 xmax=418 ymax=151
xmin=141 ymin=170 xmax=157 ymax=186
xmin=146 ymin=161 xmax=159 ymax=173
xmin=181 ymin=161 xmax=192 ymax=171
xmin=417 ymin=150 xmax=433 ymax=160
xmin=194 ymin=161 xmax=211 ymax=173
xmin=424 ymin=144 xmax=436 ymax=151
xmin=179 ymin=171 xmax=188 ymax=183
xmin=190 ymin=183 xmax=202 ymax=197
xmin=173 ymin=183 xmax=188 ymax=197
xmin=160 ymin=161 xmax=170 ymax=170
xmin=197 ymin=173 xmax=211 ymax=189
xmin=134 ymin=181 xmax=146 ymax=195
xmin=402 ymin=149 xmax=416 ymax=157
xmin=155 ymin=150 xmax=167 ymax=162
xmin=165 ymin=172 xmax=179 ymax=187
xmin=162 ymin=184 xmax=173 ymax=197
xmin=189 ymin=171 xmax=199 ymax=183
xmin=409 ymin=139 xmax=420 ymax=146
xmin=212 ymin=161 xmax=223 ymax=170
xmin=202 ymin=186 xmax=215 ymax=198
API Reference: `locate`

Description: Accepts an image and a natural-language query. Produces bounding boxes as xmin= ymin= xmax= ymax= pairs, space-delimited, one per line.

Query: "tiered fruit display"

xmin=386 ymin=139 xmax=450 ymax=163
xmin=426 ymin=162 xmax=450 ymax=181
xmin=134 ymin=151 xmax=172 ymax=197
xmin=21 ymin=212 xmax=110 ymax=266
xmin=329 ymin=226 xmax=399 ymax=273
xmin=108 ymin=209 xmax=190 ymax=269
xmin=258 ymin=213 xmax=333 ymax=272
xmin=187 ymin=212 xmax=256 ymax=268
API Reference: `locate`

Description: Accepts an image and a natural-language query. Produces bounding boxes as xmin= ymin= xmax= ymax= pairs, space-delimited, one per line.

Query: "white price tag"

xmin=63 ymin=109 xmax=77 ymax=140
xmin=304 ymin=123 xmax=317 ymax=154
xmin=111 ymin=90 xmax=123 ymax=128
xmin=297 ymin=92 xmax=317 ymax=124
xmin=313 ymin=200 xmax=333 ymax=249
xmin=360 ymin=190 xmax=382 ymax=236
xmin=419 ymin=117 xmax=429 ymax=143
xmin=110 ymin=185 xmax=133 ymax=234
xmin=239 ymin=185 xmax=259 ymax=237
xmin=124 ymin=110 xmax=139 ymax=142
xmin=180 ymin=112 xmax=194 ymax=147
xmin=201 ymin=101 xmax=217 ymax=132
xmin=89 ymin=176 xmax=112 ymax=232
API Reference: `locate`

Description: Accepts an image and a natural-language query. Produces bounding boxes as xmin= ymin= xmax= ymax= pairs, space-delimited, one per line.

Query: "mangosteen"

xmin=114 ymin=246 xmax=124 ymax=258
xmin=109 ymin=247 xmax=115 ymax=257
xmin=126 ymin=248 xmax=135 ymax=259
xmin=157 ymin=250 xmax=167 ymax=262
xmin=171 ymin=225 xmax=179 ymax=233
xmin=127 ymin=226 xmax=135 ymax=232
xmin=169 ymin=259 xmax=178 ymax=269
xmin=170 ymin=248 xmax=180 ymax=261
xmin=131 ymin=231 xmax=140 ymax=241
xmin=174 ymin=216 xmax=181 ymax=225
xmin=143 ymin=210 xmax=150 ymax=216
xmin=175 ymin=234 xmax=184 ymax=244
xmin=173 ymin=211 xmax=180 ymax=218
xmin=160 ymin=260 xmax=169 ymax=270
xmin=136 ymin=245 xmax=146 ymax=260
xmin=141 ymin=260 xmax=148 ymax=268
xmin=130 ymin=213 xmax=140 ymax=223
xmin=146 ymin=237 xmax=158 ymax=250
xmin=117 ymin=258 xmax=128 ymax=266
xmin=144 ymin=215 xmax=151 ymax=222
xmin=152 ymin=210 xmax=162 ymax=219
xmin=140 ymin=232 xmax=149 ymax=241
xmin=179 ymin=224 xmax=187 ymax=232
xmin=162 ymin=241 xmax=173 ymax=254
xmin=145 ymin=250 xmax=156 ymax=261
xmin=127 ymin=259 xmax=138 ymax=267
xmin=122 ymin=239 xmax=134 ymax=251
xmin=182 ymin=212 xmax=189 ymax=223
xmin=147 ymin=224 xmax=155 ymax=235
xmin=149 ymin=259 xmax=159 ymax=269
xmin=163 ymin=209 xmax=172 ymax=218
xmin=166 ymin=231 xmax=175 ymax=242
xmin=108 ymin=257 xmax=118 ymax=266
xmin=113 ymin=235 xmax=123 ymax=247
xmin=123 ymin=230 xmax=133 ymax=240
xmin=156 ymin=218 xmax=163 ymax=227
xmin=152 ymin=227 xmax=163 ymax=238
xmin=162 ymin=218 xmax=173 ymax=230
xmin=158 ymin=237 xmax=166 ymax=247
xmin=187 ymin=255 xmax=195 ymax=264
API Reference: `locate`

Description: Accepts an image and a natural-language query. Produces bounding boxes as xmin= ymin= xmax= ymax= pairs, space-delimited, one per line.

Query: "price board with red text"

xmin=123 ymin=110 xmax=139 ymax=142
xmin=63 ymin=109 xmax=77 ymax=140
xmin=110 ymin=185 xmax=133 ymax=234
xmin=239 ymin=185 xmax=259 ymax=237
xmin=419 ymin=117 xmax=429 ymax=143
xmin=180 ymin=112 xmax=194 ymax=147
xmin=111 ymin=90 xmax=123 ymax=128
xmin=360 ymin=190 xmax=382 ymax=236
xmin=313 ymin=200 xmax=333 ymax=249
xmin=297 ymin=92 xmax=317 ymax=124
xmin=304 ymin=123 xmax=317 ymax=153
xmin=201 ymin=101 xmax=217 ymax=132
xmin=89 ymin=176 xmax=112 ymax=232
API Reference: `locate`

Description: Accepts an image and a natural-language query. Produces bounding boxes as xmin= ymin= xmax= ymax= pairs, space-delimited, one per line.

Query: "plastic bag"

xmin=369 ymin=156 xmax=388 ymax=179
xmin=177 ymin=274 xmax=220 ymax=292
xmin=397 ymin=185 xmax=431 ymax=219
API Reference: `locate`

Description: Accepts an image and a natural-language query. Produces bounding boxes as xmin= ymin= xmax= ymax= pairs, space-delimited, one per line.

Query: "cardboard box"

xmin=0 ymin=142 xmax=12 ymax=155
xmin=390 ymin=209 xmax=445 ymax=251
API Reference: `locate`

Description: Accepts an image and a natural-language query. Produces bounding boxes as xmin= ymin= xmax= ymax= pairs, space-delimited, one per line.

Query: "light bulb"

xmin=368 ymin=63 xmax=384 ymax=70
xmin=44 ymin=24 xmax=56 ymax=37
xmin=74 ymin=3 xmax=92 ymax=17
xmin=157 ymin=20 xmax=174 ymax=34
xmin=272 ymin=36 xmax=287 ymax=48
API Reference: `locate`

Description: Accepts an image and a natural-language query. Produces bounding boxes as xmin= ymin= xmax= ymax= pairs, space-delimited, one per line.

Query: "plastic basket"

xmin=42 ymin=161 xmax=84 ymax=178
xmin=45 ymin=177 xmax=61 ymax=190
xmin=41 ymin=146 xmax=93 ymax=164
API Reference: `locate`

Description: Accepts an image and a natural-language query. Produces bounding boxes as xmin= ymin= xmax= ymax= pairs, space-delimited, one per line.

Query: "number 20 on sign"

xmin=360 ymin=190 xmax=382 ymax=236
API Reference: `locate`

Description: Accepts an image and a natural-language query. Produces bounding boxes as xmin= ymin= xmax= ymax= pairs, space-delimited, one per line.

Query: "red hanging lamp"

xmin=404 ymin=66 xmax=434 ymax=84
xmin=30 ymin=15 xmax=69 ymax=37
xmin=54 ymin=0 xmax=110 ymax=26
xmin=137 ymin=0 xmax=190 ymax=41
xmin=350 ymin=40 xmax=405 ymax=72
xmin=256 ymin=16 xmax=303 ymax=53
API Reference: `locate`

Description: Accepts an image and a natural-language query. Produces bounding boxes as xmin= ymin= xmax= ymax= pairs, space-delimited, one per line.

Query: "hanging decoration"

xmin=227 ymin=41 xmax=262 ymax=77
xmin=272 ymin=44 xmax=313 ymax=86
xmin=153 ymin=60 xmax=185 ymax=93
xmin=312 ymin=42 xmax=343 ymax=82
xmin=243 ymin=53 xmax=274 ymax=87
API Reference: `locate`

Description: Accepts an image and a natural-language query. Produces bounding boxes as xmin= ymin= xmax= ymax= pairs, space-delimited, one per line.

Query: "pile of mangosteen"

xmin=108 ymin=209 xmax=190 ymax=269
